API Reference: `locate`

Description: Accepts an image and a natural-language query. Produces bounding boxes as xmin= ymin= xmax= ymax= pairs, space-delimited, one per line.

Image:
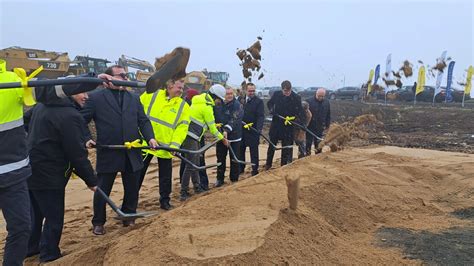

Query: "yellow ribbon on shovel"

xmin=284 ymin=116 xmax=295 ymax=126
xmin=124 ymin=139 xmax=144 ymax=149
xmin=243 ymin=122 xmax=254 ymax=130
xmin=14 ymin=66 xmax=43 ymax=106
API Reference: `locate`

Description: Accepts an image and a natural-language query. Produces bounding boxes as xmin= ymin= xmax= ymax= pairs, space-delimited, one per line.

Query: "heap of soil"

xmin=46 ymin=146 xmax=474 ymax=265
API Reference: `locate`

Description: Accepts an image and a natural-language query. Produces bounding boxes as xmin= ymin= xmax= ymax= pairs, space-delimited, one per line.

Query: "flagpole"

xmin=462 ymin=93 xmax=465 ymax=108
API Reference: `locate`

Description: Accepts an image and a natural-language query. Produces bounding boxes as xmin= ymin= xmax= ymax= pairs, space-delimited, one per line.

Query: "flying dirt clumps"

xmin=237 ymin=37 xmax=264 ymax=84
xmin=399 ymin=60 xmax=413 ymax=78
xmin=319 ymin=114 xmax=387 ymax=152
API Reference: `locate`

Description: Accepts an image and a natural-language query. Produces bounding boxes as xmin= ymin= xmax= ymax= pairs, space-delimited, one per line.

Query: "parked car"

xmin=256 ymin=87 xmax=271 ymax=98
xmin=440 ymin=87 xmax=470 ymax=102
xmin=298 ymin=87 xmax=331 ymax=99
xmin=329 ymin=87 xmax=362 ymax=101
xmin=382 ymin=85 xmax=468 ymax=103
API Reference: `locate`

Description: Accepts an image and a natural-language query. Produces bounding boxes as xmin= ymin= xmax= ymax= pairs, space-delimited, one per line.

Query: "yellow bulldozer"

xmin=184 ymin=69 xmax=229 ymax=92
xmin=0 ymin=46 xmax=71 ymax=78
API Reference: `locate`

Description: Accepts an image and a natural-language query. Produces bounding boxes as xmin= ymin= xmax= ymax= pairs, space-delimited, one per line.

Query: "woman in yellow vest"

xmin=138 ymin=78 xmax=190 ymax=210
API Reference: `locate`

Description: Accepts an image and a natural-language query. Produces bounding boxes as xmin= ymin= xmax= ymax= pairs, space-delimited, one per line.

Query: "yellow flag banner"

xmin=465 ymin=65 xmax=473 ymax=95
xmin=367 ymin=69 xmax=374 ymax=95
xmin=415 ymin=66 xmax=425 ymax=95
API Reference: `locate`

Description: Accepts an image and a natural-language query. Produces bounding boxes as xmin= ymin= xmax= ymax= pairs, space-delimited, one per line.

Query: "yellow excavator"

xmin=0 ymin=46 xmax=71 ymax=78
xmin=117 ymin=55 xmax=155 ymax=82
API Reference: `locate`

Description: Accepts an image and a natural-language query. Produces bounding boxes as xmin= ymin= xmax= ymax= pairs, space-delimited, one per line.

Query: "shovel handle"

xmin=242 ymin=121 xmax=292 ymax=150
xmin=276 ymin=115 xmax=323 ymax=141
xmin=0 ymin=77 xmax=145 ymax=90
xmin=95 ymin=139 xmax=219 ymax=154
xmin=96 ymin=187 xmax=125 ymax=216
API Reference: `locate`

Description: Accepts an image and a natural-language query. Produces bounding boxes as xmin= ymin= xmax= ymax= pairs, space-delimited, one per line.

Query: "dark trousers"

xmin=92 ymin=170 xmax=140 ymax=226
xmin=266 ymin=131 xmax=294 ymax=167
xmin=28 ymin=189 xmax=65 ymax=262
xmin=216 ymin=141 xmax=241 ymax=182
xmin=179 ymin=138 xmax=209 ymax=190
xmin=305 ymin=128 xmax=324 ymax=155
xmin=240 ymin=134 xmax=259 ymax=175
xmin=139 ymin=154 xmax=172 ymax=205
xmin=0 ymin=180 xmax=31 ymax=266
xmin=180 ymin=138 xmax=201 ymax=193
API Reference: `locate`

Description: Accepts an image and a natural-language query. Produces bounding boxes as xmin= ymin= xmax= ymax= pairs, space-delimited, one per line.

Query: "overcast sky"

xmin=1 ymin=0 xmax=472 ymax=94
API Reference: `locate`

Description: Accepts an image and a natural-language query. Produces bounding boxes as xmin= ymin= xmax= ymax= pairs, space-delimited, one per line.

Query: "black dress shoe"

xmin=93 ymin=225 xmax=106 ymax=235
xmin=214 ymin=180 xmax=225 ymax=187
xmin=26 ymin=250 xmax=40 ymax=258
xmin=123 ymin=220 xmax=136 ymax=227
xmin=160 ymin=202 xmax=173 ymax=210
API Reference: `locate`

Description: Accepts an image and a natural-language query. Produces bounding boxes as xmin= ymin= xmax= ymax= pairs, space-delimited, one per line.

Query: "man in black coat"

xmin=214 ymin=87 xmax=244 ymax=186
xmin=81 ymin=65 xmax=157 ymax=235
xmin=265 ymin=80 xmax=304 ymax=169
xmin=306 ymin=88 xmax=331 ymax=155
xmin=239 ymin=83 xmax=264 ymax=176
xmin=25 ymin=83 xmax=100 ymax=263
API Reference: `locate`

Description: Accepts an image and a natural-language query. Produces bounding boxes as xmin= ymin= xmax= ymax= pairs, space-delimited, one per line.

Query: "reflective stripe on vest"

xmin=0 ymin=157 xmax=29 ymax=175
xmin=187 ymin=131 xmax=200 ymax=140
xmin=0 ymin=117 xmax=23 ymax=132
xmin=147 ymin=93 xmax=186 ymax=130
xmin=190 ymin=117 xmax=206 ymax=128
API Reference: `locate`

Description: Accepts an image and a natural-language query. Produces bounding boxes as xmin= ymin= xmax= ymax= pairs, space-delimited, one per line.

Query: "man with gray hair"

xmin=306 ymin=88 xmax=331 ymax=155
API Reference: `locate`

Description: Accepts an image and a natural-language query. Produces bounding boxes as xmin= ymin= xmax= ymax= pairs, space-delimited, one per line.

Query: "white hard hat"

xmin=209 ymin=84 xmax=226 ymax=101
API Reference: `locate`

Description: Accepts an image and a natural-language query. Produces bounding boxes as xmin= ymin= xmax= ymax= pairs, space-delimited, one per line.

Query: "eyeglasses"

xmin=113 ymin=73 xmax=128 ymax=79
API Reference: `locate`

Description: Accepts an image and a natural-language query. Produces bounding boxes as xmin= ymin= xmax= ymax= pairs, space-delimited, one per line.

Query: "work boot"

xmin=180 ymin=190 xmax=190 ymax=201
xmin=214 ymin=179 xmax=225 ymax=187
xmin=251 ymin=171 xmax=259 ymax=176
xmin=93 ymin=225 xmax=106 ymax=235
xmin=160 ymin=202 xmax=173 ymax=210
xmin=264 ymin=165 xmax=271 ymax=171
xmin=194 ymin=187 xmax=204 ymax=194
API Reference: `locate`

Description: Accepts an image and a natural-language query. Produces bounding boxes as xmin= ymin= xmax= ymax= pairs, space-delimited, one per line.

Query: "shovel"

xmin=0 ymin=47 xmax=190 ymax=94
xmin=276 ymin=115 xmax=324 ymax=141
xmin=228 ymin=142 xmax=255 ymax=166
xmin=174 ymin=153 xmax=221 ymax=170
xmin=95 ymin=187 xmax=157 ymax=221
xmin=242 ymin=121 xmax=292 ymax=150
xmin=94 ymin=139 xmax=219 ymax=154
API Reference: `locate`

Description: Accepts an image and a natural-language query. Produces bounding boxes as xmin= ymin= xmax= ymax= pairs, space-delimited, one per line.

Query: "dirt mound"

xmin=46 ymin=147 xmax=474 ymax=265
xmin=328 ymin=101 xmax=474 ymax=153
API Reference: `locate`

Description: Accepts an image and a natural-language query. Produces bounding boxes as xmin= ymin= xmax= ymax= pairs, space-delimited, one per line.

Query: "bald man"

xmin=306 ymin=88 xmax=331 ymax=155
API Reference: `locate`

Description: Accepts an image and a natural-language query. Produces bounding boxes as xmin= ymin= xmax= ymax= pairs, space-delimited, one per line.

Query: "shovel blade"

xmin=146 ymin=47 xmax=190 ymax=93
xmin=113 ymin=211 xmax=159 ymax=221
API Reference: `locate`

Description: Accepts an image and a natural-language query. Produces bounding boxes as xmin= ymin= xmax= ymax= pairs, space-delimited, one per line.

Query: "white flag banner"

xmin=434 ymin=50 xmax=447 ymax=96
xmin=384 ymin=53 xmax=393 ymax=93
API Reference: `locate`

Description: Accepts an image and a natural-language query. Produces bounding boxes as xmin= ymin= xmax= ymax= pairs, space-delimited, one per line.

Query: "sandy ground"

xmin=2 ymin=144 xmax=473 ymax=265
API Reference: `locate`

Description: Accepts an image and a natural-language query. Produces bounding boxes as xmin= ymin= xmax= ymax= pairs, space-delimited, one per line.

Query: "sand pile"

xmin=45 ymin=146 xmax=474 ymax=265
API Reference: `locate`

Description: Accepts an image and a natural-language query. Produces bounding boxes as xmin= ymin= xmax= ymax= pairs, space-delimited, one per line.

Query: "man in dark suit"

xmin=239 ymin=83 xmax=264 ymax=176
xmin=306 ymin=88 xmax=331 ymax=155
xmin=265 ymin=80 xmax=304 ymax=169
xmin=81 ymin=65 xmax=157 ymax=235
